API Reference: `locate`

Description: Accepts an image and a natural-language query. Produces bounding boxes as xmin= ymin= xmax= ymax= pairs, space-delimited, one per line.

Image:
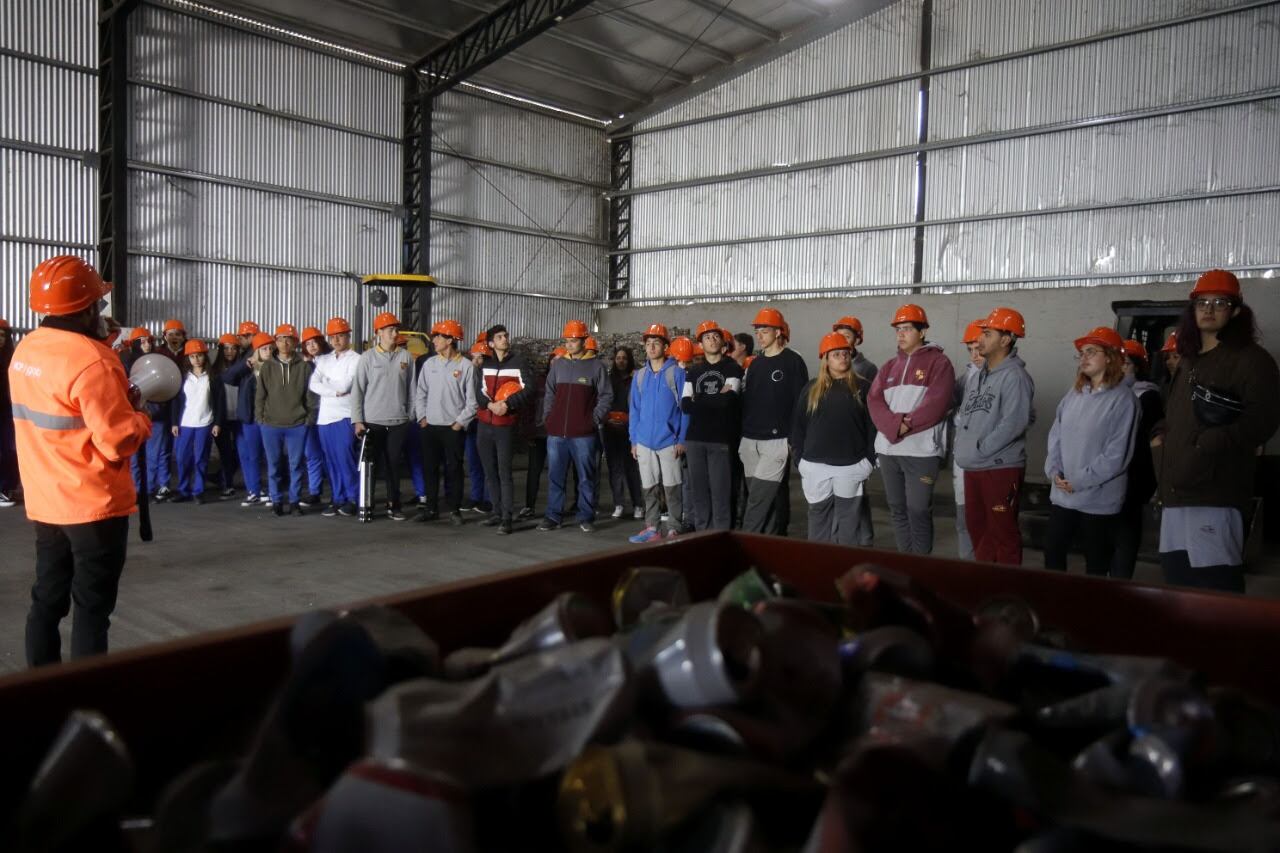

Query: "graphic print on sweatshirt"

xmin=963 ymin=385 xmax=997 ymax=416
xmin=694 ymin=368 xmax=728 ymax=396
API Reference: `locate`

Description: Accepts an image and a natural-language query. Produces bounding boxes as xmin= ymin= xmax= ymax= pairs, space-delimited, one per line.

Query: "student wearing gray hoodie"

xmin=954 ymin=307 xmax=1034 ymax=565
xmin=1042 ymin=328 xmax=1139 ymax=575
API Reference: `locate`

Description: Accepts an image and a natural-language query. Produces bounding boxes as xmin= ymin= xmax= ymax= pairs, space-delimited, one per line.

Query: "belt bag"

xmin=1191 ymin=380 xmax=1244 ymax=427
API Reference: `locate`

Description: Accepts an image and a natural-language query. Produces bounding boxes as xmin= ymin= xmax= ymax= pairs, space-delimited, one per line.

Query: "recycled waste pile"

xmin=12 ymin=563 xmax=1280 ymax=852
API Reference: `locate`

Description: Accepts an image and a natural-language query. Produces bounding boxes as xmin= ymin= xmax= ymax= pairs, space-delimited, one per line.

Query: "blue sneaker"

xmin=629 ymin=526 xmax=661 ymax=544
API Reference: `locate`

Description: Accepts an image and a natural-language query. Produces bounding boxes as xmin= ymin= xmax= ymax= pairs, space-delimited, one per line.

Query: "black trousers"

xmin=1160 ymin=550 xmax=1245 ymax=593
xmin=422 ymin=424 xmax=465 ymax=513
xmin=603 ymin=425 xmax=642 ymax=509
xmin=367 ymin=422 xmax=409 ymax=510
xmin=1110 ymin=500 xmax=1145 ymax=581
xmin=525 ymin=436 xmax=547 ymax=510
xmin=27 ymin=515 xmax=130 ymax=667
xmin=1042 ymin=505 xmax=1119 ymax=576
xmin=477 ymin=422 xmax=516 ymax=521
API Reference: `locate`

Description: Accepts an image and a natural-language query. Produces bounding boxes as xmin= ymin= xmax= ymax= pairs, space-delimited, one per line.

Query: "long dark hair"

xmin=1175 ymin=301 xmax=1258 ymax=358
xmin=612 ymin=346 xmax=635 ymax=375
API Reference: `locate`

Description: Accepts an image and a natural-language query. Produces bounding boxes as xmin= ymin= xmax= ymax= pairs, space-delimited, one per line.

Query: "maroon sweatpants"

xmin=963 ymin=467 xmax=1025 ymax=565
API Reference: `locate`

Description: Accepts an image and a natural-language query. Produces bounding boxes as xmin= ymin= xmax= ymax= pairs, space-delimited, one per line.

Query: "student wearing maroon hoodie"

xmin=867 ymin=305 xmax=956 ymax=555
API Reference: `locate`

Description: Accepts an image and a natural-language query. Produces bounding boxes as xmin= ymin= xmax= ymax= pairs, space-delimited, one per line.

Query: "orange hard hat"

xmin=1190 ymin=268 xmax=1241 ymax=300
xmin=218 ymin=333 xmax=239 ymax=347
xmin=250 ymin=332 xmax=274 ymax=350
xmin=300 ymin=326 xmax=323 ymax=344
xmin=237 ymin=321 xmax=260 ymax=336
xmin=396 ymin=333 xmax=408 ymax=346
xmin=819 ymin=331 xmax=852 ymax=358
xmin=606 ymin=411 xmax=629 ymax=426
xmin=470 ymin=340 xmax=491 ymax=356
xmin=562 ymin=320 xmax=589 ymax=339
xmin=1122 ymin=339 xmax=1148 ymax=363
xmin=274 ymin=323 xmax=298 ymax=339
xmin=891 ymin=304 xmax=928 ymax=327
xmin=373 ymin=311 xmax=400 ymax=332
xmin=164 ymin=319 xmax=186 ymax=333
xmin=1073 ymin=326 xmax=1124 ymax=352
xmin=29 ymin=256 xmax=111 ymax=316
xmin=584 ymin=336 xmax=599 ymax=353
xmin=643 ymin=323 xmax=670 ymax=342
xmin=128 ymin=326 xmax=151 ymax=343
xmin=1160 ymin=332 xmax=1178 ymax=354
xmin=494 ymin=383 xmax=521 ymax=403
xmin=325 ymin=317 xmax=351 ymax=336
xmin=781 ymin=320 xmax=791 ymax=342
xmin=720 ymin=328 xmax=735 ymax=354
xmin=430 ymin=319 xmax=464 ymax=340
xmin=752 ymin=307 xmax=785 ymax=329
xmin=694 ymin=320 xmax=723 ymax=341
xmin=692 ymin=342 xmax=705 ymax=358
xmin=669 ymin=336 xmax=695 ymax=363
xmin=0 ymin=318 xmax=9 ymax=330
xmin=962 ymin=320 xmax=985 ymax=344
xmin=833 ymin=316 xmax=863 ymax=336
xmin=980 ymin=307 xmax=1026 ymax=338
xmin=552 ymin=346 xmax=568 ymax=359
xmin=743 ymin=355 xmax=756 ymax=370
xmin=183 ymin=339 xmax=209 ymax=356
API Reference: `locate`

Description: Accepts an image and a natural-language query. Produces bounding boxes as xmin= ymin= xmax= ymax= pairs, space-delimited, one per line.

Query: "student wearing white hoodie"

xmin=309 ymin=317 xmax=361 ymax=517
xmin=1043 ymin=327 xmax=1139 ymax=574
xmin=867 ymin=305 xmax=956 ymax=555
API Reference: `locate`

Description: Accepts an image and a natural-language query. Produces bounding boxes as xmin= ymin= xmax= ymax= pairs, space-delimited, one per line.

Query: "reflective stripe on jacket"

xmin=9 ymin=327 xmax=152 ymax=524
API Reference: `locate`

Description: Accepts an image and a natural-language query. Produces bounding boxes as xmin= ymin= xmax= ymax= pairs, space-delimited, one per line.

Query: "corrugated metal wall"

xmin=621 ymin=0 xmax=1280 ymax=304
xmin=2 ymin=0 xmax=608 ymax=340
xmin=430 ymin=88 xmax=607 ymax=340
xmin=0 ymin=0 xmax=97 ymax=330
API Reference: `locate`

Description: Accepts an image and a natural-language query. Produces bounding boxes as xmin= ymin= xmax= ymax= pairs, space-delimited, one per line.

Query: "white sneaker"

xmin=0 ymin=492 xmax=14 ymax=508
xmin=240 ymin=492 xmax=260 ymax=506
xmin=660 ymin=512 xmax=670 ymax=522
xmin=611 ymin=505 xmax=624 ymax=519
xmin=633 ymin=506 xmax=644 ymax=520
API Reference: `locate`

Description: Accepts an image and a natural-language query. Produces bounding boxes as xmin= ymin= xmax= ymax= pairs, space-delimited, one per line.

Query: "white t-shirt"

xmin=310 ymin=349 xmax=360 ymax=425
xmin=180 ymin=373 xmax=214 ymax=428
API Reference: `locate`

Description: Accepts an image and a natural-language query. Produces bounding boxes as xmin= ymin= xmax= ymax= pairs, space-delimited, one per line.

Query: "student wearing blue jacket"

xmin=169 ymin=340 xmax=227 ymax=503
xmin=627 ymin=324 xmax=687 ymax=543
xmin=221 ymin=331 xmax=273 ymax=506
xmin=1043 ymin=327 xmax=1139 ymax=575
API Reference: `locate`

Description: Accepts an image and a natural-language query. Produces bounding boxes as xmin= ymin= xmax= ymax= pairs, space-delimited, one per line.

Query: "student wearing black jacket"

xmin=682 ymin=322 xmax=743 ymax=530
xmin=169 ymin=340 xmax=226 ymax=503
xmin=1112 ymin=340 xmax=1163 ymax=579
xmin=739 ymin=308 xmax=809 ymax=534
xmin=221 ymin=331 xmax=273 ymax=505
xmin=791 ymin=333 xmax=875 ymax=544
xmin=604 ymin=347 xmax=644 ymax=520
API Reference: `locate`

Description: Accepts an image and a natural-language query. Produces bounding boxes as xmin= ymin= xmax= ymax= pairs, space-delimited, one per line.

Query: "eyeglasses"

xmin=1075 ymin=347 xmax=1105 ymax=360
xmin=1194 ymin=297 xmax=1234 ymax=312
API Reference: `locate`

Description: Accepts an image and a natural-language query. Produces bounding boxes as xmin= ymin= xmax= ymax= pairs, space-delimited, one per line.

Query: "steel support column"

xmin=402 ymin=68 xmax=432 ymax=332
xmin=910 ymin=0 xmax=933 ymax=292
xmin=608 ymin=137 xmax=632 ymax=302
xmin=99 ymin=0 xmax=138 ymax=321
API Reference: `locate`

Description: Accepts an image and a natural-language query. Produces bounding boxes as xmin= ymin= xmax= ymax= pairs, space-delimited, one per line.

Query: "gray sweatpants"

xmin=637 ymin=444 xmax=683 ymax=534
xmin=685 ymin=440 xmax=733 ymax=530
xmin=878 ymin=454 xmax=941 ymax=554
xmin=807 ymin=495 xmax=865 ymax=545
xmin=739 ymin=437 xmax=789 ymax=534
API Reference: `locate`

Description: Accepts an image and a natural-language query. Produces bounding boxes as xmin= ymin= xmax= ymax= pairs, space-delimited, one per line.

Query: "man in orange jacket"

xmin=9 ymin=256 xmax=152 ymax=666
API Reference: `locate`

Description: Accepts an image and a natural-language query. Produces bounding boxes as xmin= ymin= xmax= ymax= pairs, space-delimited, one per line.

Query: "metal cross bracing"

xmin=607 ymin=136 xmax=632 ymax=302
xmin=401 ymin=68 xmax=432 ymax=332
xmin=99 ymin=0 xmax=139 ymax=321
xmin=413 ymin=0 xmax=601 ymax=99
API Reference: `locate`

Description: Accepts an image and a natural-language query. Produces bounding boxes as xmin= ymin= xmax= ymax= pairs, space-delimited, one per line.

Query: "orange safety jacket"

xmin=9 ymin=327 xmax=152 ymax=525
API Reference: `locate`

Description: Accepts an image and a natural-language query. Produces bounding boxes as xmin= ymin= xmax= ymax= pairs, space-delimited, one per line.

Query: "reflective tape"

xmin=12 ymin=403 xmax=86 ymax=430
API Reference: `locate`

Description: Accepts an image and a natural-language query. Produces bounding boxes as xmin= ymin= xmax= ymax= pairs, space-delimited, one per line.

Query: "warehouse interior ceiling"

xmin=190 ymin=0 xmax=897 ymax=123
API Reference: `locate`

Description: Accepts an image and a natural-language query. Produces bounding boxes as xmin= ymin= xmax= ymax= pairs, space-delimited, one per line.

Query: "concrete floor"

xmin=0 ymin=466 xmax=1276 ymax=675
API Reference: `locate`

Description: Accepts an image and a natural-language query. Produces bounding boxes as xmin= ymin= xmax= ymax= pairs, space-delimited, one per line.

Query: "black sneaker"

xmin=472 ymin=501 xmax=492 ymax=514
xmin=481 ymin=514 xmax=502 ymax=527
xmin=387 ymin=507 xmax=407 ymax=521
xmin=338 ymin=503 xmax=356 ymax=517
xmin=170 ymin=494 xmax=190 ymax=504
xmin=297 ymin=493 xmax=315 ymax=508
xmin=579 ymin=521 xmax=595 ymax=534
xmin=154 ymin=486 xmax=173 ymax=502
xmin=194 ymin=494 xmax=206 ymax=505
xmin=449 ymin=511 xmax=464 ymax=526
xmin=517 ymin=506 xmax=535 ymax=520
xmin=322 ymin=504 xmax=339 ymax=517
xmin=292 ymin=503 xmax=306 ymax=516
xmin=498 ymin=520 xmax=513 ymax=535
xmin=240 ymin=492 xmax=261 ymax=507
xmin=537 ymin=518 xmax=560 ymax=531
xmin=413 ymin=508 xmax=438 ymax=523
xmin=272 ymin=502 xmax=285 ymax=517
xmin=221 ymin=487 xmax=236 ymax=498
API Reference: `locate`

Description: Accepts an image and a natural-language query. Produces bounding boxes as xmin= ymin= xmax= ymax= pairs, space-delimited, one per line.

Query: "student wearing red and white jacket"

xmin=867 ymin=304 xmax=956 ymax=555
xmin=475 ymin=324 xmax=534 ymax=535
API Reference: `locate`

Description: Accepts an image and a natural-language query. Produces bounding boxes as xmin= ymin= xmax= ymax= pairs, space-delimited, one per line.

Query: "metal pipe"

xmin=613 ymin=88 xmax=1280 ymax=197
xmin=613 ymin=184 xmax=1280 ymax=256
xmin=603 ymin=264 xmax=1280 ymax=306
xmin=432 ymin=212 xmax=607 ymax=247
xmin=127 ymin=159 xmax=400 ymax=213
xmin=0 ymin=46 xmax=96 ymax=75
xmin=128 ymin=78 xmax=401 ymax=144
xmin=612 ymin=0 xmax=1280 ymax=140
xmin=128 ymin=248 xmax=353 ymax=277
xmin=434 ymin=150 xmax=608 ymax=190
xmin=0 ymin=138 xmax=88 ymax=161
xmin=433 ymin=281 xmax=601 ymax=305
xmin=2 ymin=235 xmax=98 ymax=252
